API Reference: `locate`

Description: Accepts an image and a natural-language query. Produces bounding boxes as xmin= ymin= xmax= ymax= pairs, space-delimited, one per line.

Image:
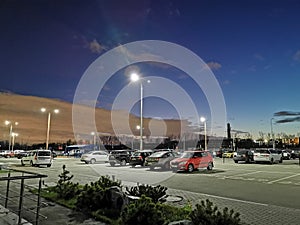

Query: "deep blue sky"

xmin=1 ymin=0 xmax=300 ymax=137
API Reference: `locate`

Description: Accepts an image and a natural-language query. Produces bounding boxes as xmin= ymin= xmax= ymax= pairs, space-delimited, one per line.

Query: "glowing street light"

xmin=41 ymin=108 xmax=59 ymax=150
xmin=91 ymin=132 xmax=96 ymax=150
xmin=130 ymin=73 xmax=150 ymax=150
xmin=200 ymin=117 xmax=207 ymax=150
xmin=4 ymin=120 xmax=18 ymax=151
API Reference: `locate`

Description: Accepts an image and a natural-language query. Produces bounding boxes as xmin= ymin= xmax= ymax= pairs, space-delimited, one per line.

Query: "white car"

xmin=21 ymin=149 xmax=53 ymax=167
xmin=80 ymin=151 xmax=109 ymax=164
xmin=254 ymin=149 xmax=282 ymax=164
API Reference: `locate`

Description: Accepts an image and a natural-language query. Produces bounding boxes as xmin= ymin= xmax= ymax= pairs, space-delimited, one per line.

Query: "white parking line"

xmin=267 ymin=173 xmax=300 ymax=184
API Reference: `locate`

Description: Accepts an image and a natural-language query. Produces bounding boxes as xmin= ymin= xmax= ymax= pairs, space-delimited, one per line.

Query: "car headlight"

xmin=178 ymin=161 xmax=187 ymax=166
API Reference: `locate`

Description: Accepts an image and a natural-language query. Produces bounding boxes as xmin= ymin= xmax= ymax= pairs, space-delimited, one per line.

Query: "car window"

xmin=194 ymin=152 xmax=202 ymax=157
xmin=38 ymin=151 xmax=51 ymax=156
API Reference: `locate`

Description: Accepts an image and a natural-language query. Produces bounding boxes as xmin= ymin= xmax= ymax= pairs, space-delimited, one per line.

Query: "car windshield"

xmin=149 ymin=151 xmax=167 ymax=157
xmin=180 ymin=152 xmax=194 ymax=158
xmin=256 ymin=150 xmax=270 ymax=154
xmin=37 ymin=151 xmax=51 ymax=156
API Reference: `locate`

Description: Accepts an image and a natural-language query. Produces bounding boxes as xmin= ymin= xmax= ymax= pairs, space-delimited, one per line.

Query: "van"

xmin=21 ymin=150 xmax=53 ymax=167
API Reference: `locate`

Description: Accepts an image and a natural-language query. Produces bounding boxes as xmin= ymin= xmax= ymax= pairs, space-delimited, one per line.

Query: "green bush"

xmin=76 ymin=175 xmax=123 ymax=215
xmin=190 ymin=199 xmax=241 ymax=225
xmin=125 ymin=184 xmax=168 ymax=203
xmin=121 ymin=195 xmax=165 ymax=225
xmin=55 ymin=165 xmax=80 ymax=200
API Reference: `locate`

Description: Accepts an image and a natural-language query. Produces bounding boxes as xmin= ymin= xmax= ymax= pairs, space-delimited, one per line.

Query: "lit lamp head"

xmin=130 ymin=73 xmax=140 ymax=82
xmin=200 ymin=117 xmax=206 ymax=123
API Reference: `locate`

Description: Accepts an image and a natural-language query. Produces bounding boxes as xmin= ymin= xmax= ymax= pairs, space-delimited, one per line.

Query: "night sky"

xmin=1 ymin=0 xmax=300 ymax=137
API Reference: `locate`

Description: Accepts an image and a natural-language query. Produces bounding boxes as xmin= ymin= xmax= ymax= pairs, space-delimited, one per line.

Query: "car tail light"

xmin=139 ymin=156 xmax=143 ymax=160
xmin=34 ymin=155 xmax=37 ymax=160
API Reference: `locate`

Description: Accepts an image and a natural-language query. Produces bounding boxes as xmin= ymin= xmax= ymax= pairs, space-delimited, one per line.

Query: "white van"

xmin=21 ymin=150 xmax=53 ymax=167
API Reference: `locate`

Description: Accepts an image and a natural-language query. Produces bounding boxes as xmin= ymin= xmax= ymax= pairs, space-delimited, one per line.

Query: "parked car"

xmin=145 ymin=151 xmax=178 ymax=170
xmin=129 ymin=150 xmax=153 ymax=167
xmin=170 ymin=150 xmax=214 ymax=172
xmin=14 ymin=150 xmax=29 ymax=159
xmin=80 ymin=151 xmax=109 ymax=164
xmin=290 ymin=150 xmax=300 ymax=159
xmin=233 ymin=149 xmax=254 ymax=163
xmin=108 ymin=150 xmax=135 ymax=166
xmin=277 ymin=150 xmax=291 ymax=160
xmin=0 ymin=150 xmax=14 ymax=158
xmin=21 ymin=149 xmax=53 ymax=167
xmin=253 ymin=149 xmax=282 ymax=164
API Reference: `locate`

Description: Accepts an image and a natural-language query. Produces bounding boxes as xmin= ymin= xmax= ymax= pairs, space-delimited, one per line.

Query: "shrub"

xmin=120 ymin=195 xmax=165 ymax=225
xmin=125 ymin=184 xmax=168 ymax=203
xmin=190 ymin=199 xmax=241 ymax=225
xmin=55 ymin=165 xmax=80 ymax=200
xmin=75 ymin=175 xmax=123 ymax=216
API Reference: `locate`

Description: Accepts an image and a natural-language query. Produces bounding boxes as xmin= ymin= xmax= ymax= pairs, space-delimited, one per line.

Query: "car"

xmin=80 ymin=151 xmax=109 ymax=164
xmin=145 ymin=151 xmax=178 ymax=170
xmin=277 ymin=150 xmax=291 ymax=160
xmin=253 ymin=149 xmax=282 ymax=164
xmin=170 ymin=150 xmax=214 ymax=172
xmin=222 ymin=150 xmax=235 ymax=158
xmin=0 ymin=150 xmax=14 ymax=158
xmin=233 ymin=149 xmax=254 ymax=163
xmin=129 ymin=150 xmax=153 ymax=167
xmin=21 ymin=149 xmax=53 ymax=167
xmin=108 ymin=149 xmax=135 ymax=166
xmin=290 ymin=150 xmax=300 ymax=159
xmin=14 ymin=150 xmax=29 ymax=159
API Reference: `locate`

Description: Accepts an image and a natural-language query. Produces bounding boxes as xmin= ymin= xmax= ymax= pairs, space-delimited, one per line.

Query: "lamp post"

xmin=130 ymin=73 xmax=150 ymax=151
xmin=270 ymin=118 xmax=275 ymax=149
xmin=4 ymin=120 xmax=18 ymax=151
xmin=200 ymin=117 xmax=207 ymax=150
xmin=41 ymin=108 xmax=59 ymax=150
xmin=91 ymin=132 xmax=96 ymax=150
xmin=11 ymin=132 xmax=18 ymax=151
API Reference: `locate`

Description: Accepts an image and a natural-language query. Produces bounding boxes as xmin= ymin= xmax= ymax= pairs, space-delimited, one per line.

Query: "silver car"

xmin=80 ymin=151 xmax=109 ymax=164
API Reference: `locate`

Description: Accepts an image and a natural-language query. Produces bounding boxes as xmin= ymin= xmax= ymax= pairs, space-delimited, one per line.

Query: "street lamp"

xmin=41 ymin=108 xmax=59 ymax=150
xmin=91 ymin=132 xmax=96 ymax=150
xmin=200 ymin=117 xmax=207 ymax=150
xmin=4 ymin=120 xmax=18 ymax=151
xmin=130 ymin=73 xmax=150 ymax=151
xmin=11 ymin=132 xmax=18 ymax=151
xmin=270 ymin=118 xmax=275 ymax=149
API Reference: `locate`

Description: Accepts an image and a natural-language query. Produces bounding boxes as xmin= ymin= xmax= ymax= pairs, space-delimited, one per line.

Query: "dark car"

xmin=129 ymin=150 xmax=153 ymax=167
xmin=108 ymin=150 xmax=135 ymax=166
xmin=145 ymin=151 xmax=178 ymax=170
xmin=233 ymin=149 xmax=254 ymax=163
xmin=15 ymin=151 xmax=29 ymax=159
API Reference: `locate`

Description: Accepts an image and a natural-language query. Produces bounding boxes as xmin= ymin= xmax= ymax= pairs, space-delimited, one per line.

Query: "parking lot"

xmin=1 ymin=156 xmax=300 ymax=225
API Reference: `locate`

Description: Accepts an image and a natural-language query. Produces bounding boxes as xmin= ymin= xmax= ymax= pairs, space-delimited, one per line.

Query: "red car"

xmin=170 ymin=150 xmax=214 ymax=172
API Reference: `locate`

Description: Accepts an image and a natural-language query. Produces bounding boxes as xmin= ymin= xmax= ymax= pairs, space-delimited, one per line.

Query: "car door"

xmin=94 ymin=151 xmax=108 ymax=162
xmin=193 ymin=152 xmax=203 ymax=169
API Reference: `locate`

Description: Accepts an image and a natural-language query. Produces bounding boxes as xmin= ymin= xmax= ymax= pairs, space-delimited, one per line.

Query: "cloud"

xmin=254 ymin=53 xmax=265 ymax=61
xmin=206 ymin=61 xmax=222 ymax=70
xmin=231 ymin=129 xmax=249 ymax=134
xmin=274 ymin=111 xmax=300 ymax=116
xmin=276 ymin=117 xmax=300 ymax=124
xmin=293 ymin=50 xmax=300 ymax=62
xmin=89 ymin=39 xmax=105 ymax=54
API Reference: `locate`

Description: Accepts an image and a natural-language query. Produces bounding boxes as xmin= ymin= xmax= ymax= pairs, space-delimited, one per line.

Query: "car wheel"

xmin=187 ymin=164 xmax=194 ymax=172
xmin=110 ymin=162 xmax=116 ymax=167
xmin=131 ymin=164 xmax=136 ymax=168
xmin=234 ymin=160 xmax=238 ymax=163
xmin=270 ymin=158 xmax=274 ymax=164
xmin=21 ymin=160 xmax=25 ymax=166
xmin=279 ymin=157 xmax=283 ymax=163
xmin=120 ymin=159 xmax=126 ymax=166
xmin=30 ymin=161 xmax=34 ymax=167
xmin=207 ymin=162 xmax=213 ymax=170
xmin=149 ymin=166 xmax=154 ymax=171
xmin=90 ymin=158 xmax=96 ymax=164
xmin=47 ymin=164 xmax=51 ymax=167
